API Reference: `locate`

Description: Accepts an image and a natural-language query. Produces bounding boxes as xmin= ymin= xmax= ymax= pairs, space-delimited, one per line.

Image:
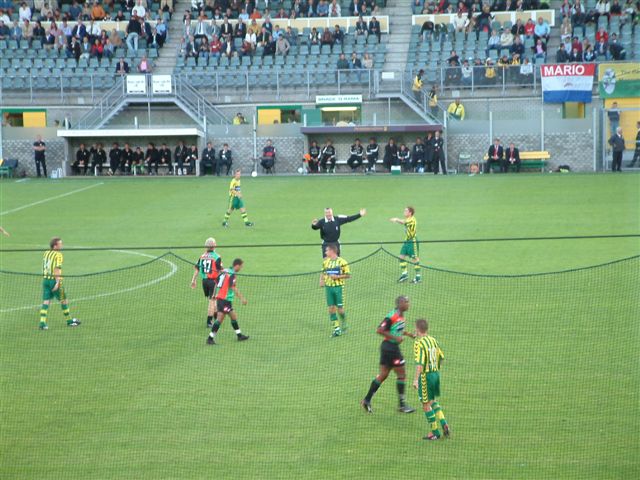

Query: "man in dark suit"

xmin=608 ymin=127 xmax=625 ymax=172
xmin=486 ymin=138 xmax=504 ymax=173
xmin=218 ymin=143 xmax=233 ymax=176
xmin=201 ymin=141 xmax=216 ymax=175
xmin=368 ymin=16 xmax=381 ymax=43
xmin=505 ymin=142 xmax=520 ymax=173
xmin=72 ymin=19 xmax=87 ymax=40
xmin=174 ymin=140 xmax=188 ymax=175
xmin=115 ymin=57 xmax=129 ymax=75
xmin=628 ymin=121 xmax=640 ymax=168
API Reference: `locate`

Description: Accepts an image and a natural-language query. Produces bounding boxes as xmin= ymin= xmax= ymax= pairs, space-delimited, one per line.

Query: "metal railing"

xmin=407 ymin=64 xmax=539 ymax=95
xmin=1 ymin=63 xmax=623 ymax=108
xmin=76 ymin=77 xmax=127 ymax=129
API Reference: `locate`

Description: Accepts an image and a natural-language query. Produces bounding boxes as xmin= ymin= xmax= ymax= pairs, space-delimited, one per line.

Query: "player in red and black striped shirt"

xmin=190 ymin=237 xmax=223 ymax=328
xmin=206 ymin=258 xmax=249 ymax=345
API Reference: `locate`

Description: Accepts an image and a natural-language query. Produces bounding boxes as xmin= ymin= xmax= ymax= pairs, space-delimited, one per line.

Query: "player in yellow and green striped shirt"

xmin=390 ymin=206 xmax=421 ymax=283
xmin=40 ymin=237 xmax=81 ymax=330
xmin=319 ymin=243 xmax=350 ymax=337
xmin=222 ymin=169 xmax=254 ymax=227
xmin=413 ymin=318 xmax=449 ymax=440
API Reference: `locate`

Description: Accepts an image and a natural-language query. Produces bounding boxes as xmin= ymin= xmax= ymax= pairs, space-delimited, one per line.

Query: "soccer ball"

xmin=251 ymin=171 xmax=257 ymax=177
xmin=297 ymin=167 xmax=304 ymax=174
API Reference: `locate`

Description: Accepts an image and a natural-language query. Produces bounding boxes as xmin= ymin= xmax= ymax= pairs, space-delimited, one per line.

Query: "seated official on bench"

xmin=483 ymin=146 xmax=549 ymax=173
xmin=260 ymin=139 xmax=276 ymax=174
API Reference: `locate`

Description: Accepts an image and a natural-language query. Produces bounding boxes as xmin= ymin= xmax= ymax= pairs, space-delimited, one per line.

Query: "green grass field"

xmin=1 ymin=174 xmax=639 ymax=479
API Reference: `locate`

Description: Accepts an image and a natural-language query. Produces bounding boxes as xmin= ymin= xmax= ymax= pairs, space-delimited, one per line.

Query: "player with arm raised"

xmin=311 ymin=207 xmax=367 ymax=257
xmin=361 ymin=296 xmax=416 ymax=414
xmin=206 ymin=258 xmax=250 ymax=345
xmin=191 ymin=237 xmax=223 ymax=328
xmin=222 ymin=169 xmax=254 ymax=228
xmin=39 ymin=237 xmax=80 ymax=330
xmin=413 ymin=318 xmax=450 ymax=440
xmin=319 ymin=243 xmax=351 ymax=337
xmin=390 ymin=206 xmax=421 ymax=283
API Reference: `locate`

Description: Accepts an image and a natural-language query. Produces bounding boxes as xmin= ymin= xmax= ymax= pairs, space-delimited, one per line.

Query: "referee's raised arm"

xmin=337 ymin=208 xmax=367 ymax=225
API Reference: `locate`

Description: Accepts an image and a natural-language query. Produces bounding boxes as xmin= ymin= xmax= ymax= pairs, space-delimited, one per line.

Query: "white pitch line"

xmin=0 ymin=182 xmax=104 ymax=216
xmin=0 ymin=249 xmax=178 ymax=314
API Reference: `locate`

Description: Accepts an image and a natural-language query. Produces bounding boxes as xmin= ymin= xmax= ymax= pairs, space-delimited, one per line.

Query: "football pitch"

xmin=1 ymin=173 xmax=639 ymax=479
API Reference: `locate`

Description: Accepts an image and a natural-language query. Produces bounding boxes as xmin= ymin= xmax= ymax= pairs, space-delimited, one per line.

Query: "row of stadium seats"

xmin=1 ymin=74 xmax=119 ymax=90
xmin=0 ymin=2 xmax=168 ymax=21
xmin=408 ymin=20 xmax=639 ymax=70
xmin=0 ymin=51 xmax=154 ymax=69
xmin=188 ymin=0 xmax=387 ymax=14
xmin=179 ymin=70 xmax=375 ymax=88
xmin=177 ymin=51 xmax=384 ymax=67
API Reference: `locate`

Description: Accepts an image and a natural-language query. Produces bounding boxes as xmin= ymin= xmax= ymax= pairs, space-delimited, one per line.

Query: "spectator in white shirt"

xmin=19 ymin=2 xmax=32 ymax=22
xmin=451 ymin=12 xmax=468 ymax=32
xmin=132 ymin=0 xmax=146 ymax=18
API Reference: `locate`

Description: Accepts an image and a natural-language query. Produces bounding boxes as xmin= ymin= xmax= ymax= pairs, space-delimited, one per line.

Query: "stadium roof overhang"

xmin=57 ymin=128 xmax=205 ymax=138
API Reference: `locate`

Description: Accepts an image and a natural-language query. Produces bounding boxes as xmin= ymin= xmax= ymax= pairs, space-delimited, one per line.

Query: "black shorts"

xmin=216 ymin=299 xmax=233 ymax=314
xmin=380 ymin=341 xmax=405 ymax=367
xmin=202 ymin=279 xmax=216 ymax=299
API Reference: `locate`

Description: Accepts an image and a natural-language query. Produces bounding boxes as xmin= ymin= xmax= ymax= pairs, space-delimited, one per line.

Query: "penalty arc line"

xmin=0 ymin=249 xmax=178 ymax=314
xmin=0 ymin=182 xmax=104 ymax=216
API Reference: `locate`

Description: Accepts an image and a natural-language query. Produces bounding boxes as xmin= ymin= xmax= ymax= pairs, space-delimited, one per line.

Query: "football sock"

xmin=330 ymin=312 xmax=339 ymax=330
xmin=231 ymin=320 xmax=242 ymax=336
xmin=61 ymin=303 xmax=71 ymax=322
xmin=432 ymin=401 xmax=448 ymax=428
xmin=207 ymin=315 xmax=213 ymax=324
xmin=425 ymin=410 xmax=440 ymax=437
xmin=223 ymin=212 xmax=230 ymax=222
xmin=39 ymin=304 xmax=49 ymax=324
xmin=338 ymin=311 xmax=346 ymax=327
xmin=414 ymin=264 xmax=421 ymax=277
xmin=211 ymin=320 xmax=221 ymax=334
xmin=396 ymin=380 xmax=406 ymax=404
xmin=241 ymin=212 xmax=250 ymax=224
xmin=399 ymin=261 xmax=407 ymax=274
xmin=364 ymin=378 xmax=381 ymax=402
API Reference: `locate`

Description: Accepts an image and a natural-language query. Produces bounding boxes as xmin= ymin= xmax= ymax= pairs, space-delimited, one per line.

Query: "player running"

xmin=39 ymin=237 xmax=80 ymax=330
xmin=413 ymin=318 xmax=450 ymax=440
xmin=390 ymin=206 xmax=421 ymax=284
xmin=319 ymin=243 xmax=351 ymax=337
xmin=222 ymin=169 xmax=254 ymax=227
xmin=0 ymin=227 xmax=9 ymax=237
xmin=361 ymin=296 xmax=416 ymax=414
xmin=191 ymin=237 xmax=223 ymax=328
xmin=206 ymin=258 xmax=250 ymax=345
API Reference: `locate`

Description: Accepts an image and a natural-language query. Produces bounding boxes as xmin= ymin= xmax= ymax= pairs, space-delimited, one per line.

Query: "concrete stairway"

xmin=153 ymin=2 xmax=186 ymax=74
xmin=381 ymin=0 xmax=413 ymax=72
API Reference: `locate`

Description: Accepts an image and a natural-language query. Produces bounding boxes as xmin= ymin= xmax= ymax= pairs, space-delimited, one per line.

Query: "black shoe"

xmin=245 ymin=222 xmax=254 ymax=227
xmin=206 ymin=336 xmax=216 ymax=345
xmin=443 ymin=424 xmax=451 ymax=437
xmin=360 ymin=399 xmax=373 ymax=413
xmin=237 ymin=334 xmax=250 ymax=341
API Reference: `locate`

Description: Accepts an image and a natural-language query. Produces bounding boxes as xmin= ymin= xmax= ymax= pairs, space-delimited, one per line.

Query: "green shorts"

xmin=418 ymin=371 xmax=440 ymax=403
xmin=42 ymin=278 xmax=66 ymax=302
xmin=325 ymin=285 xmax=344 ymax=307
xmin=400 ymin=239 xmax=419 ymax=258
xmin=230 ymin=196 xmax=244 ymax=210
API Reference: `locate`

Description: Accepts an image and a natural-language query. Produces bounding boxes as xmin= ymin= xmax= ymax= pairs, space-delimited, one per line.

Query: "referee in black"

xmin=312 ymin=207 xmax=367 ymax=257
